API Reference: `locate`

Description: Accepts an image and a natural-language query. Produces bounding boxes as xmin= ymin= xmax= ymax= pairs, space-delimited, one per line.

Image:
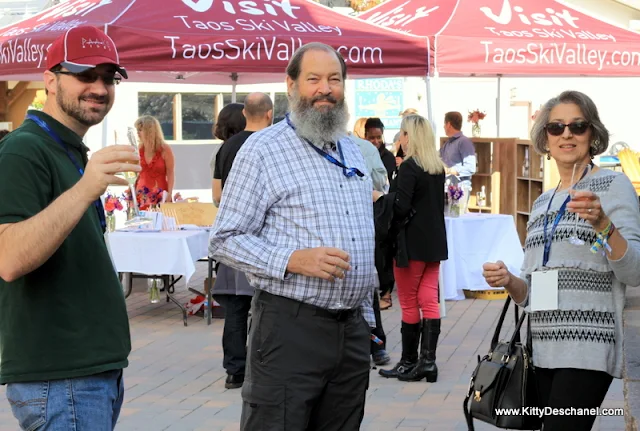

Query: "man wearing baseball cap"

xmin=0 ymin=26 xmax=137 ymax=430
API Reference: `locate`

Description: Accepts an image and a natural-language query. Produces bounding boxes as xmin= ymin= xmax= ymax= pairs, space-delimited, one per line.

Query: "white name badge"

xmin=530 ymin=270 xmax=559 ymax=311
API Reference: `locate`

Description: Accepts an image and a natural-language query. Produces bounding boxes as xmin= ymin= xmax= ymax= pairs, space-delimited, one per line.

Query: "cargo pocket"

xmin=241 ymin=382 xmax=285 ymax=431
xmin=6 ymin=381 xmax=48 ymax=431
xmin=252 ymin=302 xmax=281 ymax=363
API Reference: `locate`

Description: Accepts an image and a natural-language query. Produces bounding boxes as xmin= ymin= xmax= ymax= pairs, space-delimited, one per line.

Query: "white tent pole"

xmin=426 ymin=75 xmax=434 ymax=133
xmin=426 ymin=36 xmax=435 ymax=134
xmin=230 ymin=72 xmax=238 ymax=103
xmin=496 ymin=75 xmax=502 ymax=137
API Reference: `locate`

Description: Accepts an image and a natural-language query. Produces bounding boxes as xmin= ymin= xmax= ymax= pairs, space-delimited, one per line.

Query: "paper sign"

xmin=530 ymin=270 xmax=559 ymax=311
xmin=140 ymin=210 xmax=163 ymax=230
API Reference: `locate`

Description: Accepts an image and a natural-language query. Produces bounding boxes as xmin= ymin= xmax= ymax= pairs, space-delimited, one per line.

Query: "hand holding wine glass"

xmin=77 ymin=145 xmax=140 ymax=202
xmin=567 ymin=178 xmax=609 ymax=232
xmin=567 ymin=163 xmax=593 ymax=245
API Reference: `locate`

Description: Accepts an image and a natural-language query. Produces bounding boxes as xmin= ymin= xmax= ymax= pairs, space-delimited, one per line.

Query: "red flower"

xmin=468 ymin=109 xmax=487 ymax=123
xmin=104 ymin=192 xmax=124 ymax=213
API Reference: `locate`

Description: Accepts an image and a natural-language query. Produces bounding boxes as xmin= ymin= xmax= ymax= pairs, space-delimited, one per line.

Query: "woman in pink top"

xmin=134 ymin=116 xmax=175 ymax=209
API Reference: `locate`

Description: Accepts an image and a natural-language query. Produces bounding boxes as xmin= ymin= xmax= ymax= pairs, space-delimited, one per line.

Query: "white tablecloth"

xmin=442 ymin=214 xmax=523 ymax=301
xmin=105 ymin=230 xmax=209 ymax=286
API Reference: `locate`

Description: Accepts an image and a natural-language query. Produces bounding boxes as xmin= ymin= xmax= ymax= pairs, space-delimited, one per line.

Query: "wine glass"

xmin=117 ymin=127 xmax=152 ymax=228
xmin=326 ymin=232 xmax=348 ymax=310
xmin=568 ymin=163 xmax=592 ymax=246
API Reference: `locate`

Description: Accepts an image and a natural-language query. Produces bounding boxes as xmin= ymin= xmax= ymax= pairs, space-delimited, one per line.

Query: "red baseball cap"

xmin=46 ymin=26 xmax=128 ymax=79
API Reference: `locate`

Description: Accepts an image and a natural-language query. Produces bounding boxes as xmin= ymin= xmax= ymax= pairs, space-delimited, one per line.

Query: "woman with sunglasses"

xmin=482 ymin=90 xmax=640 ymax=431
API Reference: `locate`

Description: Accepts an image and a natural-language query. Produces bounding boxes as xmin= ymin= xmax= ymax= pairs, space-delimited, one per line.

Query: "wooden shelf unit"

xmin=440 ymin=137 xmax=559 ymax=245
xmin=513 ymin=140 xmax=559 ymax=245
xmin=440 ymin=137 xmax=517 ymax=216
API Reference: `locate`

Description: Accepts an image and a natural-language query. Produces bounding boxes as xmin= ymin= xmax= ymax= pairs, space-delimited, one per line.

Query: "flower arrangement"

xmin=104 ymin=191 xmax=123 ymax=232
xmin=122 ymin=187 xmax=164 ymax=210
xmin=468 ymin=109 xmax=487 ymax=137
xmin=137 ymin=186 xmax=164 ymax=210
xmin=467 ymin=109 xmax=487 ymax=124
xmin=448 ymin=184 xmax=464 ymax=202
xmin=104 ymin=191 xmax=124 ymax=215
xmin=446 ymin=184 xmax=465 ymax=217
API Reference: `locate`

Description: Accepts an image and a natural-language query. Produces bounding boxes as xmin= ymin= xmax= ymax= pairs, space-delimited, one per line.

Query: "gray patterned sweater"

xmin=518 ymin=169 xmax=640 ymax=378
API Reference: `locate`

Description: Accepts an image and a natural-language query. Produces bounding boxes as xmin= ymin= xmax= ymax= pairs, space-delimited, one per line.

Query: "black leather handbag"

xmin=463 ymin=296 xmax=542 ymax=430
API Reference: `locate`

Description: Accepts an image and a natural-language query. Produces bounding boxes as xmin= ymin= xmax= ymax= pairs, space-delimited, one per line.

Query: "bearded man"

xmin=209 ymin=42 xmax=377 ymax=431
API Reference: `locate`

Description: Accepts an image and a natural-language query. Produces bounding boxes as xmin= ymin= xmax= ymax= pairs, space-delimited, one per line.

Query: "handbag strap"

xmin=490 ymin=295 xmax=528 ymax=352
xmin=507 ymin=306 xmax=528 ymax=356
xmin=513 ymin=300 xmax=521 ymax=344
xmin=490 ymin=296 xmax=511 ymax=350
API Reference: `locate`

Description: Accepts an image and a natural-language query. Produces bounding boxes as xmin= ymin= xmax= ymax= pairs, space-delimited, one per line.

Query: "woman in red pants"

xmin=377 ymin=114 xmax=448 ymax=382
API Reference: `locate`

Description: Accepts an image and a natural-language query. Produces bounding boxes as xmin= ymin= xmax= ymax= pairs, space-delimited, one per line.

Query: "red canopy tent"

xmin=361 ymin=0 xmax=640 ymax=131
xmin=361 ymin=0 xmax=640 ymax=76
xmin=0 ymin=0 xmax=429 ymax=84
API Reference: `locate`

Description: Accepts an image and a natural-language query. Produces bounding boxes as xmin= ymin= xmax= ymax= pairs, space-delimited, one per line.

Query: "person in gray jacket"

xmin=348 ymin=130 xmax=388 ymax=193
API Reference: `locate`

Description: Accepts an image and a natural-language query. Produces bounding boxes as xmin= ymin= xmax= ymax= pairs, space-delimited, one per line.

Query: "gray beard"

xmin=288 ymin=91 xmax=348 ymax=146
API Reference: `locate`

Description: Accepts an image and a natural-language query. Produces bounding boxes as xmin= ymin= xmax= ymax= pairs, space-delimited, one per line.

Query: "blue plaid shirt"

xmin=209 ymin=120 xmax=377 ymax=326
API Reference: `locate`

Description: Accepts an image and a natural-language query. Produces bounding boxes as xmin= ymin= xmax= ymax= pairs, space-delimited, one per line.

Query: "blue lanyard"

xmin=26 ymin=114 xmax=106 ymax=231
xmin=285 ymin=114 xmax=364 ymax=178
xmin=542 ymin=163 xmax=593 ymax=266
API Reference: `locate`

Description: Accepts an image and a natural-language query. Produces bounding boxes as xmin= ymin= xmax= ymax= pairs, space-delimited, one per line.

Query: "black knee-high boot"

xmin=398 ymin=318 xmax=440 ymax=382
xmin=378 ymin=321 xmax=421 ymax=378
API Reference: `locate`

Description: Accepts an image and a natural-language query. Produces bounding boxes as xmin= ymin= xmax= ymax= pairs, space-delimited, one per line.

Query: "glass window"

xmin=182 ymin=93 xmax=216 ymax=140
xmin=273 ymin=93 xmax=289 ymax=123
xmin=222 ymin=93 xmax=250 ymax=107
xmin=138 ymin=93 xmax=176 ymax=140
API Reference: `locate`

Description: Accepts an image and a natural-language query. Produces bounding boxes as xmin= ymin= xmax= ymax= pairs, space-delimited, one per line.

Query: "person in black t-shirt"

xmin=211 ymin=103 xmax=245 ymax=204
xmin=212 ymin=93 xmax=273 ymax=389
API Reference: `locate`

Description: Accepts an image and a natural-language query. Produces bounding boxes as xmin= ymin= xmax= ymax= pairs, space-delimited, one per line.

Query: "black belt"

xmin=257 ymin=290 xmax=359 ymax=322
xmin=459 ymin=176 xmax=471 ymax=181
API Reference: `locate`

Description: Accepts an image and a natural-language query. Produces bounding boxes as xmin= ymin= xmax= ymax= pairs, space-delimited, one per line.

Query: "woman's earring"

xmin=547 ymin=153 xmax=551 ymax=160
xmin=590 ymin=140 xmax=599 ymax=159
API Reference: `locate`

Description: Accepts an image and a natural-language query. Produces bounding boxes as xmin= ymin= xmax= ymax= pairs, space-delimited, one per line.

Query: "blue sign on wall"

xmin=355 ymin=78 xmax=404 ymax=129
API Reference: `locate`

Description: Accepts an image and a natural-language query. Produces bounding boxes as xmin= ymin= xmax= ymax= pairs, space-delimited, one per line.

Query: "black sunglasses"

xmin=544 ymin=121 xmax=590 ymax=136
xmin=55 ymin=70 xmax=121 ymax=86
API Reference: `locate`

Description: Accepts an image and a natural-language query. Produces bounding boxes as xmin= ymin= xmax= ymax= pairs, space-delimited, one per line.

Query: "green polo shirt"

xmin=0 ymin=110 xmax=131 ymax=384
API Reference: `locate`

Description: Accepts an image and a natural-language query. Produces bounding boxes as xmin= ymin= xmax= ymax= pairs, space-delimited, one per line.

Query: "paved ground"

xmin=0 ymin=262 xmax=626 ymax=430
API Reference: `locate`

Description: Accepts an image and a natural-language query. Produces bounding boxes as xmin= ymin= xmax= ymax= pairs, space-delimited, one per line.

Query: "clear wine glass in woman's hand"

xmin=568 ymin=163 xmax=592 ymax=246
